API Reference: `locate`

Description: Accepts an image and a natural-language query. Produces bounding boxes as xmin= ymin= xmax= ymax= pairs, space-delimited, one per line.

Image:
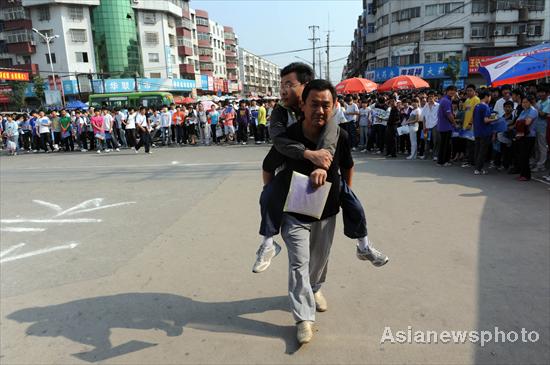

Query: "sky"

xmin=191 ymin=0 xmax=363 ymax=84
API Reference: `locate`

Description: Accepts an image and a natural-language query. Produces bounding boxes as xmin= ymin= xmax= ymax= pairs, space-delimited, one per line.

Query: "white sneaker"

xmin=360 ymin=149 xmax=367 ymax=153
xmin=147 ymin=151 xmax=153 ymax=154
xmin=115 ymin=148 xmax=120 ymax=152
xmin=97 ymin=150 xmax=101 ymax=154
xmin=81 ymin=149 xmax=87 ymax=152
xmin=314 ymin=290 xmax=328 ymax=312
xmin=252 ymin=242 xmax=282 ymax=273
xmin=296 ymin=321 xmax=313 ymax=344
xmin=134 ymin=148 xmax=139 ymax=154
xmin=433 ymin=157 xmax=438 ymax=161
xmin=406 ymin=155 xmax=416 ymax=160
xmin=105 ymin=149 xmax=111 ymax=153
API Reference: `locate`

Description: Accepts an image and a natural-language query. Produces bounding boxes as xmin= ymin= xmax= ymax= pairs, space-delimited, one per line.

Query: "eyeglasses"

xmin=280 ymin=82 xmax=302 ymax=90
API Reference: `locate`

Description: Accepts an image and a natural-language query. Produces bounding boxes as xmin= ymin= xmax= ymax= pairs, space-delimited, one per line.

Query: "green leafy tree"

xmin=32 ymin=75 xmax=45 ymax=106
xmin=9 ymin=81 xmax=27 ymax=111
xmin=443 ymin=57 xmax=461 ymax=84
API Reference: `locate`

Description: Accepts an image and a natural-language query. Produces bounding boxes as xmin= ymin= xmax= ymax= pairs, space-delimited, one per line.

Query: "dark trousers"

xmin=257 ymin=124 xmax=266 ymax=142
xmin=135 ymin=130 xmax=151 ymax=153
xmin=416 ymin=122 xmax=425 ymax=156
xmin=249 ymin=123 xmax=258 ymax=140
xmin=474 ymin=136 xmax=492 ymax=171
xmin=211 ymin=124 xmax=218 ymax=144
xmin=20 ymin=132 xmax=31 ymax=150
xmin=175 ymin=125 xmax=184 ymax=144
xmin=437 ymin=131 xmax=452 ymax=165
xmin=339 ymin=122 xmax=355 ymax=149
xmin=62 ymin=136 xmax=74 ymax=152
xmin=126 ymin=129 xmax=136 ymax=147
xmin=80 ymin=132 xmax=88 ymax=150
xmin=259 ymin=176 xmax=367 ymax=239
xmin=237 ymin=122 xmax=248 ymax=142
xmin=171 ymin=125 xmax=176 ymax=142
xmin=40 ymin=132 xmax=53 ymax=152
xmin=465 ymin=139 xmax=475 ymax=165
xmin=32 ymin=134 xmax=40 ymax=150
xmin=385 ymin=125 xmax=397 ymax=156
xmin=53 ymin=131 xmax=61 ymax=146
xmin=518 ymin=137 xmax=536 ymax=179
xmin=373 ymin=124 xmax=386 ymax=151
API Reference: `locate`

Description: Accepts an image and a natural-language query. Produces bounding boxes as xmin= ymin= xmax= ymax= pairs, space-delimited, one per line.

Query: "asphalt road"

xmin=1 ymin=145 xmax=549 ymax=365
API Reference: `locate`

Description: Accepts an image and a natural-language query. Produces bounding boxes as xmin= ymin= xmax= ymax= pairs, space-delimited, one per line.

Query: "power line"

xmin=309 ymin=25 xmax=320 ymax=77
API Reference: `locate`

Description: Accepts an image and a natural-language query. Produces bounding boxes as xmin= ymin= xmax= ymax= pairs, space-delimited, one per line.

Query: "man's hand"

xmin=304 ymin=149 xmax=333 ymax=170
xmin=310 ymin=168 xmax=327 ymax=188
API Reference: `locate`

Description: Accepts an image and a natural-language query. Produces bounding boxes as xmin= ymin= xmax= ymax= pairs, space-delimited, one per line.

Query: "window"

xmin=2 ymin=7 xmax=28 ymax=21
xmin=75 ymin=52 xmax=88 ymax=63
xmin=472 ymin=0 xmax=489 ymax=13
xmin=46 ymin=53 xmax=56 ymax=64
xmin=144 ymin=32 xmax=159 ymax=45
xmin=68 ymin=6 xmax=83 ymax=20
xmin=196 ymin=16 xmax=209 ymax=26
xmin=197 ymin=32 xmax=209 ymax=41
xmin=471 ymin=22 xmax=488 ymax=37
xmin=37 ymin=29 xmax=54 ymax=43
xmin=527 ymin=20 xmax=543 ymax=36
xmin=494 ymin=23 xmax=520 ymax=36
xmin=69 ymin=29 xmax=87 ymax=42
xmin=37 ymin=6 xmax=50 ymax=21
xmin=143 ymin=12 xmax=156 ymax=24
xmin=198 ymin=47 xmax=212 ymax=56
xmin=526 ymin=0 xmax=545 ymax=11
xmin=392 ymin=7 xmax=421 ymax=22
xmin=168 ymin=16 xmax=175 ymax=28
xmin=424 ymin=51 xmax=462 ymax=63
xmin=6 ymin=29 xmax=33 ymax=43
xmin=148 ymin=53 xmax=160 ymax=62
xmin=426 ymin=2 xmax=464 ymax=16
xmin=376 ymin=14 xmax=389 ymax=27
xmin=391 ymin=31 xmax=420 ymax=46
xmin=424 ymin=27 xmax=464 ymax=40
xmin=150 ymin=72 xmax=161 ymax=78
xmin=169 ymin=34 xmax=176 ymax=47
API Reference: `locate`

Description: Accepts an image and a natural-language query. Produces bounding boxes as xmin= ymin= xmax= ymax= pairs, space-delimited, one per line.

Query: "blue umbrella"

xmin=65 ymin=100 xmax=88 ymax=110
xmin=479 ymin=43 xmax=550 ymax=86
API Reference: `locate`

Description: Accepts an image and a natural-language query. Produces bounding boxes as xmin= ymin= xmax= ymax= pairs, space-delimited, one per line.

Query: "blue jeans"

xmin=259 ymin=175 xmax=368 ymax=239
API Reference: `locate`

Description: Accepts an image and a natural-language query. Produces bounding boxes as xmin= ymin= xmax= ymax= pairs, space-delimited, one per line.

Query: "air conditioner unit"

xmin=493 ymin=30 xmax=502 ymax=36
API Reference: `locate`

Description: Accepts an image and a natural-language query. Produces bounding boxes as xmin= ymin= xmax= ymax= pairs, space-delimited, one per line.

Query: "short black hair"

xmin=512 ymin=89 xmax=524 ymax=98
xmin=301 ymin=79 xmax=337 ymax=104
xmin=501 ymin=84 xmax=512 ymax=91
xmin=466 ymin=84 xmax=476 ymax=91
xmin=478 ymin=90 xmax=490 ymax=100
xmin=503 ymin=100 xmax=514 ymax=108
xmin=280 ymin=62 xmax=315 ymax=84
xmin=446 ymin=85 xmax=457 ymax=92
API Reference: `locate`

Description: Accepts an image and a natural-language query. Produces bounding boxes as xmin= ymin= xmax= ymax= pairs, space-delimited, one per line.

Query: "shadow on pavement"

xmin=7 ymin=293 xmax=297 ymax=362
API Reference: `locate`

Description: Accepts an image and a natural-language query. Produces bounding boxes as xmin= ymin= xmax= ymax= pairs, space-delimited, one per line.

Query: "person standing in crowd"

xmin=533 ymin=86 xmax=549 ymax=172
xmin=236 ymin=100 xmax=251 ymax=145
xmin=76 ymin=110 xmax=88 ymax=152
xmin=516 ymin=96 xmax=538 ymax=181
xmin=436 ymin=86 xmax=457 ymax=167
xmin=221 ymin=102 xmax=236 ymax=143
xmin=249 ymin=99 xmax=259 ymax=142
xmin=371 ymin=97 xmax=388 ymax=154
xmin=197 ymin=103 xmax=210 ymax=146
xmin=358 ymin=98 xmax=370 ymax=153
xmin=160 ymin=106 xmax=172 ymax=146
xmin=37 ymin=110 xmax=54 ymax=153
xmin=84 ymin=111 xmax=95 ymax=151
xmin=186 ymin=104 xmax=198 ymax=145
xmin=266 ymin=100 xmax=275 ymax=142
xmin=135 ymin=107 xmax=152 ymax=154
xmin=123 ymin=108 xmax=137 ymax=148
xmin=342 ymin=95 xmax=359 ymax=150
xmin=169 ymin=103 xmax=177 ymax=144
xmin=472 ymin=90 xmax=495 ymax=175
xmin=171 ymin=106 xmax=185 ymax=145
xmin=493 ymin=85 xmax=513 ymax=118
xmin=256 ymin=100 xmax=267 ymax=144
xmin=50 ymin=111 xmax=61 ymax=151
xmin=461 ymin=85 xmax=480 ymax=168
xmin=406 ymin=98 xmax=421 ymax=160
xmin=115 ymin=108 xmax=128 ymax=148
xmin=91 ymin=109 xmax=105 ymax=154
xmin=29 ymin=111 xmax=40 ymax=153
xmin=422 ymin=91 xmax=439 ymax=161
xmin=103 ymin=108 xmax=119 ymax=152
xmin=209 ymin=105 xmax=220 ymax=145
xmin=59 ymin=110 xmax=74 ymax=152
xmin=19 ymin=114 xmax=32 ymax=152
xmin=385 ymin=97 xmax=399 ymax=158
xmin=3 ymin=114 xmax=19 ymax=155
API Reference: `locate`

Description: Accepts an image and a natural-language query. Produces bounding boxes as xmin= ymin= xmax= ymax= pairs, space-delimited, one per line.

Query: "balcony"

xmin=226 ymin=63 xmax=237 ymax=70
xmin=228 ymin=73 xmax=238 ymax=81
xmin=178 ymin=45 xmax=193 ymax=56
xmin=225 ymin=38 xmax=235 ymax=45
xmin=201 ymin=70 xmax=213 ymax=76
xmin=199 ymin=62 xmax=214 ymax=71
xmin=179 ymin=63 xmax=195 ymax=75
xmin=6 ymin=42 xmax=35 ymax=55
xmin=225 ymin=50 xmax=236 ymax=57
xmin=2 ymin=19 xmax=32 ymax=31
xmin=12 ymin=63 xmax=39 ymax=75
xmin=199 ymin=54 xmax=212 ymax=62
xmin=176 ymin=28 xmax=192 ymax=38
xmin=198 ymin=39 xmax=210 ymax=47
xmin=197 ymin=24 xmax=209 ymax=33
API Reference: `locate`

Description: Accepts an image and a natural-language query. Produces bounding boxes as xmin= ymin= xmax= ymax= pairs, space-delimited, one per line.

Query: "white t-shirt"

xmin=344 ymin=103 xmax=359 ymax=123
xmin=126 ymin=113 xmax=136 ymax=129
xmin=38 ymin=116 xmax=50 ymax=134
xmin=359 ymin=107 xmax=371 ymax=127
xmin=493 ymin=97 xmax=517 ymax=118
xmin=422 ymin=102 xmax=440 ymax=129
xmin=408 ymin=107 xmax=421 ymax=130
xmin=160 ymin=111 xmax=171 ymax=127
xmin=136 ymin=113 xmax=147 ymax=129
xmin=115 ymin=111 xmax=126 ymax=128
xmin=103 ymin=114 xmax=113 ymax=131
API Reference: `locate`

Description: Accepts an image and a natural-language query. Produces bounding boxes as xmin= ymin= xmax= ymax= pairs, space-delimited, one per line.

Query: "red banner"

xmin=0 ymin=70 xmax=30 ymax=81
xmin=468 ymin=56 xmax=492 ymax=74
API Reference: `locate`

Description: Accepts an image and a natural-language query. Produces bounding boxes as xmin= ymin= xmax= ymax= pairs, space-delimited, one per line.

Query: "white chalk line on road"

xmin=7 ymin=161 xmax=261 ymax=171
xmin=0 ymin=243 xmax=26 ymax=258
xmin=0 ymin=242 xmax=79 ymax=264
xmin=1 ymin=227 xmax=46 ymax=233
xmin=1 ymin=218 xmax=102 ymax=224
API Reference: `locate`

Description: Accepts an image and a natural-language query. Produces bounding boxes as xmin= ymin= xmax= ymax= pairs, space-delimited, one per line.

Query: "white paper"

xmin=284 ymin=171 xmax=332 ymax=219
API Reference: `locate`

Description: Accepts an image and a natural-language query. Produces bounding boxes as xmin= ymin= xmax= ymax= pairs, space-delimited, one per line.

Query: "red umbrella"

xmin=335 ymin=77 xmax=378 ymax=94
xmin=378 ymin=75 xmax=430 ymax=92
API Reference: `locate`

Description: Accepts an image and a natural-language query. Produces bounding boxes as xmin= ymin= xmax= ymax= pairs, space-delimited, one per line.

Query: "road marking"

xmin=0 ymin=242 xmax=79 ymax=264
xmin=55 ymin=198 xmax=103 ymax=217
xmin=0 ymin=243 xmax=26 ymax=258
xmin=171 ymin=161 xmax=179 ymax=165
xmin=1 ymin=218 xmax=101 ymax=224
xmin=32 ymin=200 xmax=62 ymax=213
xmin=8 ymin=161 xmax=264 ymax=171
xmin=0 ymin=227 xmax=46 ymax=232
xmin=533 ymin=178 xmax=550 ymax=186
xmin=63 ymin=202 xmax=136 ymax=216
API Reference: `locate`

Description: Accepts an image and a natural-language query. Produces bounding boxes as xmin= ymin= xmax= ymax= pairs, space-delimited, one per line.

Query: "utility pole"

xmin=318 ymin=49 xmax=323 ymax=78
xmin=326 ymin=30 xmax=332 ymax=82
xmin=308 ymin=25 xmax=320 ymax=77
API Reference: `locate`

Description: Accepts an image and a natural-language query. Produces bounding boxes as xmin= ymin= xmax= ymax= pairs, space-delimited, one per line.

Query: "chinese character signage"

xmin=0 ymin=70 xmax=30 ymax=81
xmin=373 ymin=62 xmax=468 ymax=82
xmin=468 ymin=57 xmax=492 ymax=74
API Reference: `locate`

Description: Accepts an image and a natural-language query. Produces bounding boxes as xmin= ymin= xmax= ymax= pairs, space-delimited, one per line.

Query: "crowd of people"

xmin=1 ymin=83 xmax=549 ymax=182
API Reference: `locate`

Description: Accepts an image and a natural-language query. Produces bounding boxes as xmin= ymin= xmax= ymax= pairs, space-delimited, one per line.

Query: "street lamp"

xmin=32 ymin=28 xmax=60 ymax=91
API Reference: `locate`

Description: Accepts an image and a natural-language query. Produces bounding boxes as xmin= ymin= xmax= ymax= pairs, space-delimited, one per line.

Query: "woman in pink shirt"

xmin=91 ymin=110 xmax=105 ymax=153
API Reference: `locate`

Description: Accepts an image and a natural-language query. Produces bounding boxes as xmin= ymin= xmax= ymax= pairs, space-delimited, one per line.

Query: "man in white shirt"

xmin=115 ymin=108 xmax=128 ymax=148
xmin=134 ymin=107 xmax=152 ymax=154
xmin=37 ymin=111 xmax=54 ymax=152
xmin=160 ymin=106 xmax=172 ymax=146
xmin=102 ymin=109 xmax=119 ymax=152
xmin=125 ymin=108 xmax=137 ymax=148
xmin=342 ymin=95 xmax=360 ymax=150
xmin=493 ymin=85 xmax=515 ymax=118
xmin=421 ymin=91 xmax=440 ymax=160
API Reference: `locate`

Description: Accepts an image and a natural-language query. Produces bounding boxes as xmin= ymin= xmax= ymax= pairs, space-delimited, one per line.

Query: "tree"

xmin=32 ymin=75 xmax=45 ymax=106
xmin=9 ymin=81 xmax=27 ymax=111
xmin=443 ymin=57 xmax=461 ymax=84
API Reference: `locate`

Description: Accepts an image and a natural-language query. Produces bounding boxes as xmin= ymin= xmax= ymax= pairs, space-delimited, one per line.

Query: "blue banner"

xmin=373 ymin=61 xmax=468 ymax=82
xmin=201 ymin=75 xmax=209 ymax=90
